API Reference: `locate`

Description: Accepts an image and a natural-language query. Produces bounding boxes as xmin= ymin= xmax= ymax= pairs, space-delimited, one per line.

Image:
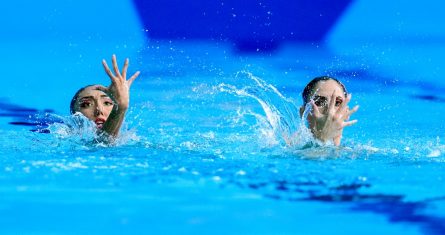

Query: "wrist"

xmin=117 ymin=103 xmax=129 ymax=111
xmin=315 ymin=132 xmax=330 ymax=142
xmin=313 ymin=128 xmax=334 ymax=143
xmin=113 ymin=97 xmax=129 ymax=111
xmin=112 ymin=100 xmax=129 ymax=112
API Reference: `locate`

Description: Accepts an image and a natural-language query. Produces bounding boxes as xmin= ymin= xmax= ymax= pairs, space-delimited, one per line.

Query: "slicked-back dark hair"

xmin=302 ymin=76 xmax=347 ymax=105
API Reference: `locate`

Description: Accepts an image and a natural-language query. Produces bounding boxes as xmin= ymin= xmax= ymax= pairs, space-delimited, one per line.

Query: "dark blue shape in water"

xmin=0 ymin=98 xmax=63 ymax=132
xmin=132 ymin=0 xmax=353 ymax=52
xmin=235 ymin=178 xmax=445 ymax=235
xmin=411 ymin=94 xmax=445 ymax=103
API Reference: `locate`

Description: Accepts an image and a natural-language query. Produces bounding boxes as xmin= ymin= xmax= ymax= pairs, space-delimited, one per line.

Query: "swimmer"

xmin=300 ymin=76 xmax=359 ymax=146
xmin=70 ymin=55 xmax=140 ymax=138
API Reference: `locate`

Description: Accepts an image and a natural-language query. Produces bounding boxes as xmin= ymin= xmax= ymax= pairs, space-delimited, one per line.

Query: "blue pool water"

xmin=1 ymin=40 xmax=445 ymax=234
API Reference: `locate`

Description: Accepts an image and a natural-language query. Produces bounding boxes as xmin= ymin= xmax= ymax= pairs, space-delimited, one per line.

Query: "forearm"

xmin=102 ymin=106 xmax=128 ymax=137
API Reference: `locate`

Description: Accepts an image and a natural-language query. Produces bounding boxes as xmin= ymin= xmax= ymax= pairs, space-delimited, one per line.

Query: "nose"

xmin=94 ymin=103 xmax=104 ymax=116
xmin=320 ymin=105 xmax=329 ymax=115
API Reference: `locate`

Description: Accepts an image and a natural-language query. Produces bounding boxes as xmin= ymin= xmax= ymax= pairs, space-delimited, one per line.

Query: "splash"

xmin=212 ymin=71 xmax=408 ymax=160
xmin=216 ymin=71 xmax=316 ymax=149
xmin=48 ymin=113 xmax=98 ymax=140
xmin=41 ymin=113 xmax=140 ymax=148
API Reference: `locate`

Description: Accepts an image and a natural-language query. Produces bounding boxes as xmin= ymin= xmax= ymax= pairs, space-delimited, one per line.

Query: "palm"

xmin=309 ymin=92 xmax=358 ymax=145
xmin=102 ymin=55 xmax=140 ymax=109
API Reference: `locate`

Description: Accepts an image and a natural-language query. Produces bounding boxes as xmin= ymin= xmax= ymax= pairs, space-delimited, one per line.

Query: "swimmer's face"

xmin=72 ymin=86 xmax=114 ymax=129
xmin=310 ymin=80 xmax=346 ymax=114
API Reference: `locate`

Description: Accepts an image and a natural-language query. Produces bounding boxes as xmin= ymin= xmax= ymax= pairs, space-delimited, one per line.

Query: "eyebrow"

xmin=313 ymin=95 xmax=327 ymax=100
xmin=78 ymin=95 xmax=111 ymax=101
xmin=78 ymin=96 xmax=94 ymax=101
xmin=313 ymin=95 xmax=344 ymax=99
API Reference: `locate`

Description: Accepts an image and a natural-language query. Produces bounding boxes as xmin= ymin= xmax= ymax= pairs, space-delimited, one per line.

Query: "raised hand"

xmin=102 ymin=54 xmax=140 ymax=110
xmin=308 ymin=91 xmax=359 ymax=145
xmin=99 ymin=55 xmax=140 ymax=138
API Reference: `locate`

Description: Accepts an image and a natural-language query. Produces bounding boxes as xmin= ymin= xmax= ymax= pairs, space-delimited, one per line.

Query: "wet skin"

xmin=73 ymin=86 xmax=114 ymax=129
xmin=72 ymin=55 xmax=140 ymax=138
xmin=301 ymin=79 xmax=359 ymax=146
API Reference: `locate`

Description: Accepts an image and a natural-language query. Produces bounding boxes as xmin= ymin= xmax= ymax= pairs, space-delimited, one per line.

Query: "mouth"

xmin=95 ymin=118 xmax=106 ymax=129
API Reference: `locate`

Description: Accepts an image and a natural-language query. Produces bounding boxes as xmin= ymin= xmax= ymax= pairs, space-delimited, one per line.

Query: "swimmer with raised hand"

xmin=300 ymin=76 xmax=359 ymax=146
xmin=70 ymin=55 xmax=140 ymax=138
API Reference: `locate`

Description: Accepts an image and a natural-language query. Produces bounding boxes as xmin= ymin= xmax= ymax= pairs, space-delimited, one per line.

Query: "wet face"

xmin=72 ymin=86 xmax=114 ymax=128
xmin=302 ymin=79 xmax=346 ymax=132
xmin=310 ymin=80 xmax=346 ymax=115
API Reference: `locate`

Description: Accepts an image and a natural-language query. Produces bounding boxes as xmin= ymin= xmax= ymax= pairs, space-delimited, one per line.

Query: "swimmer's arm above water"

xmin=100 ymin=55 xmax=140 ymax=138
xmin=309 ymin=92 xmax=359 ymax=146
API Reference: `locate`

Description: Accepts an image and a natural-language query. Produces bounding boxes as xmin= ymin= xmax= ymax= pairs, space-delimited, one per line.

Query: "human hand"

xmin=102 ymin=54 xmax=140 ymax=110
xmin=309 ymin=91 xmax=359 ymax=145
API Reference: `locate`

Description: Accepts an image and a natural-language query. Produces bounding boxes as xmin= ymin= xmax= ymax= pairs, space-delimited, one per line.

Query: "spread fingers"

xmin=122 ymin=58 xmax=129 ymax=78
xmin=112 ymin=55 xmax=122 ymax=78
xmin=128 ymin=71 xmax=140 ymax=87
xmin=102 ymin=59 xmax=117 ymax=84
xmin=343 ymin=119 xmax=357 ymax=127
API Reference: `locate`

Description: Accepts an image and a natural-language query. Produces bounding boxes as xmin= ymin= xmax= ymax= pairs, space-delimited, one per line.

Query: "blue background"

xmin=1 ymin=2 xmax=445 ymax=234
xmin=1 ymin=0 xmax=444 ymax=112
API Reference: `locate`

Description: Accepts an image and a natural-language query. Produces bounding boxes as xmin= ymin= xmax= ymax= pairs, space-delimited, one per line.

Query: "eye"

xmin=80 ymin=101 xmax=92 ymax=108
xmin=314 ymin=97 xmax=327 ymax=107
xmin=104 ymin=100 xmax=114 ymax=106
xmin=335 ymin=98 xmax=343 ymax=107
